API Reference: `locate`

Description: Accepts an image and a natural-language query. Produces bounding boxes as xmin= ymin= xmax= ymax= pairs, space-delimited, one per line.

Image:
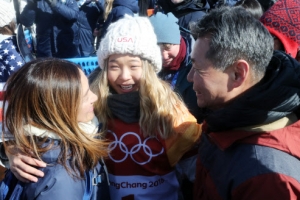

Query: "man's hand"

xmin=6 ymin=145 xmax=46 ymax=183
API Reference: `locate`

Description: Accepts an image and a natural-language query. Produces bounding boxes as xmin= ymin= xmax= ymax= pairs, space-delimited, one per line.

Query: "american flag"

xmin=0 ymin=35 xmax=24 ymax=83
xmin=0 ymin=35 xmax=24 ymax=122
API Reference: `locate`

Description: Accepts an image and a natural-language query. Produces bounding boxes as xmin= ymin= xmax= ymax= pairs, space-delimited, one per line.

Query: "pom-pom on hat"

xmin=97 ymin=15 xmax=162 ymax=73
xmin=260 ymin=0 xmax=300 ymax=58
xmin=149 ymin=12 xmax=180 ymax=45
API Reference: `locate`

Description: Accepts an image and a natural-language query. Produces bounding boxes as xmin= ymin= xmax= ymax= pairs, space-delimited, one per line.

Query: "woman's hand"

xmin=6 ymin=145 xmax=46 ymax=183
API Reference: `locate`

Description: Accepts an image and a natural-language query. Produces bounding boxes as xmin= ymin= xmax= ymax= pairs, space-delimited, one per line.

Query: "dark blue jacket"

xmin=100 ymin=0 xmax=139 ymax=39
xmin=20 ymin=0 xmax=81 ymax=58
xmin=157 ymin=0 xmax=207 ymax=39
xmin=0 ymin=139 xmax=110 ymax=200
xmin=78 ymin=0 xmax=104 ymax=56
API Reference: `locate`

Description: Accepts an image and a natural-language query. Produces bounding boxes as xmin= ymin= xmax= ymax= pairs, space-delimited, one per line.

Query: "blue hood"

xmin=113 ymin=0 xmax=139 ymax=13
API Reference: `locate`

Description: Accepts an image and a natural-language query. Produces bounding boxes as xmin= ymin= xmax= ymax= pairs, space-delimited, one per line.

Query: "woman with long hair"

xmin=90 ymin=15 xmax=202 ymax=199
xmin=3 ymin=16 xmax=202 ymax=200
xmin=1 ymin=58 xmax=109 ymax=199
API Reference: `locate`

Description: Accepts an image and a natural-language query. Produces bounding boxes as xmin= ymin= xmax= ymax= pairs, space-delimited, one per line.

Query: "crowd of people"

xmin=1 ymin=0 xmax=300 ymax=199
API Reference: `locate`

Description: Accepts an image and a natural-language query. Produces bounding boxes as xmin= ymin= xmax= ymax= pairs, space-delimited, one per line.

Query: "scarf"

xmin=107 ymin=91 xmax=140 ymax=123
xmin=164 ymin=36 xmax=186 ymax=71
xmin=23 ymin=117 xmax=99 ymax=139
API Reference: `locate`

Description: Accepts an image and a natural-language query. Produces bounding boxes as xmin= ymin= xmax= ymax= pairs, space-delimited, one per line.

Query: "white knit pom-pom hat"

xmin=97 ymin=15 xmax=162 ymax=73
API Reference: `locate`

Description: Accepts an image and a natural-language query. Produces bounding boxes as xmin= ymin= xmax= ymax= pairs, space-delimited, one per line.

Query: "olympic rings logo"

xmin=107 ymin=130 xmax=164 ymax=165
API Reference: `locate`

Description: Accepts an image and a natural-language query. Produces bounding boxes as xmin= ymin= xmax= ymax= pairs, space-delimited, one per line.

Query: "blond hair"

xmin=104 ymin=0 xmax=114 ymax=21
xmin=91 ymin=59 xmax=189 ymax=139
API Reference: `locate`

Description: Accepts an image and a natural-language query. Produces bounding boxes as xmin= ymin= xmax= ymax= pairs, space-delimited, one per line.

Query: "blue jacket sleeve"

xmin=52 ymin=0 xmax=79 ymax=21
xmin=22 ymin=165 xmax=85 ymax=200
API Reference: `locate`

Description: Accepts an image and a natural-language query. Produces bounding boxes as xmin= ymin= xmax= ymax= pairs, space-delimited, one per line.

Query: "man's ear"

xmin=228 ymin=60 xmax=250 ymax=89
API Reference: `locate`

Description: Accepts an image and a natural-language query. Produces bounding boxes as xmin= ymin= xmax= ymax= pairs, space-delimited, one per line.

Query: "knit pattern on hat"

xmin=97 ymin=15 xmax=162 ymax=73
xmin=260 ymin=0 xmax=300 ymax=58
xmin=149 ymin=12 xmax=181 ymax=45
xmin=0 ymin=0 xmax=15 ymax=27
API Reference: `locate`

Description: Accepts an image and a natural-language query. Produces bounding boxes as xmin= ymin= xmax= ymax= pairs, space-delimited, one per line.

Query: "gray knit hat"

xmin=149 ymin=12 xmax=180 ymax=45
xmin=97 ymin=15 xmax=162 ymax=73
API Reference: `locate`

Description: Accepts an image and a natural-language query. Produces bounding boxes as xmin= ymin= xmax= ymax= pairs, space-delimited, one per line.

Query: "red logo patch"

xmin=117 ymin=37 xmax=134 ymax=43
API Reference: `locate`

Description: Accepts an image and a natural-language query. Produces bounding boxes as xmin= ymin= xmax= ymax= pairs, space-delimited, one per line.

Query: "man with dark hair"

xmin=188 ymin=6 xmax=300 ymax=199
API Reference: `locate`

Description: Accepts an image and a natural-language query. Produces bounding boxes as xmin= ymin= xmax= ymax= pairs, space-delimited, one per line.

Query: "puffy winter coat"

xmin=20 ymin=0 xmax=81 ymax=58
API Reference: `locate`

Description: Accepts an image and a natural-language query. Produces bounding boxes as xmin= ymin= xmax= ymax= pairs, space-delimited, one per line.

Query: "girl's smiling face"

xmin=107 ymin=54 xmax=142 ymax=94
